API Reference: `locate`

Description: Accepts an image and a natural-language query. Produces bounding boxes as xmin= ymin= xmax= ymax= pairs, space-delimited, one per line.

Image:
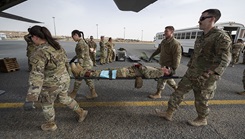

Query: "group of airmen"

xmin=23 ymin=8 xmax=244 ymax=131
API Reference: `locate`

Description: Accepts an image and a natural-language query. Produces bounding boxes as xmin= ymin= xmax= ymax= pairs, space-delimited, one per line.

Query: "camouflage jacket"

xmin=24 ymin=34 xmax=36 ymax=57
xmin=154 ymin=36 xmax=182 ymax=72
xmin=27 ymin=43 xmax=70 ymax=98
xmin=99 ymin=40 xmax=106 ymax=52
xmin=88 ymin=40 xmax=97 ymax=52
xmin=105 ymin=42 xmax=115 ymax=50
xmin=75 ymin=39 xmax=93 ymax=68
xmin=187 ymin=28 xmax=232 ymax=76
xmin=232 ymin=42 xmax=244 ymax=54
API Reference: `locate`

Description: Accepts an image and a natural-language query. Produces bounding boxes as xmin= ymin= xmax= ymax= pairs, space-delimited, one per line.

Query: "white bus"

xmin=154 ymin=22 xmax=245 ymax=56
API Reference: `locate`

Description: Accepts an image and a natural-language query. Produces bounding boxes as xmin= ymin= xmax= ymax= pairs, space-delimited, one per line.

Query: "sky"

xmin=0 ymin=0 xmax=245 ymax=41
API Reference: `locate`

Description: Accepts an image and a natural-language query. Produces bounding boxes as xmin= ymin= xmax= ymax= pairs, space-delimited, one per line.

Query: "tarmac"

xmin=0 ymin=40 xmax=244 ymax=139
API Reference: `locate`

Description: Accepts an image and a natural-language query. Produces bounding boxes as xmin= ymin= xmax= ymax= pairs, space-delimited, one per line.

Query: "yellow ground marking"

xmin=0 ymin=100 xmax=244 ymax=108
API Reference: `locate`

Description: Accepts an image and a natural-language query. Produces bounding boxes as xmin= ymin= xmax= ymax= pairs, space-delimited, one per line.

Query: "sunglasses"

xmin=199 ymin=16 xmax=213 ymax=21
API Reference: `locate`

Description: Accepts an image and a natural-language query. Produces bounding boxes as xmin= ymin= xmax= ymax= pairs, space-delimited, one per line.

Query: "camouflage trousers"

xmin=157 ymin=65 xmax=177 ymax=90
xmin=157 ymin=78 xmax=177 ymax=91
xmin=168 ymin=70 xmax=219 ymax=118
xmin=100 ymin=50 xmax=106 ymax=64
xmin=243 ymin=69 xmax=245 ymax=90
xmin=231 ymin=53 xmax=240 ymax=64
xmin=243 ymin=52 xmax=245 ymax=64
xmin=40 ymin=81 xmax=80 ymax=122
xmin=106 ymin=49 xmax=114 ymax=63
xmin=89 ymin=52 xmax=96 ymax=66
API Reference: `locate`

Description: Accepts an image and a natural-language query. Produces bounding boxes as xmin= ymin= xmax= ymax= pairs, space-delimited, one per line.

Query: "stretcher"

xmin=70 ymin=75 xmax=182 ymax=80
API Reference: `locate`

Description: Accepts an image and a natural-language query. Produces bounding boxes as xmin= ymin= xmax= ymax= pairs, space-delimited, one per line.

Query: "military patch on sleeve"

xmin=30 ymin=58 xmax=39 ymax=65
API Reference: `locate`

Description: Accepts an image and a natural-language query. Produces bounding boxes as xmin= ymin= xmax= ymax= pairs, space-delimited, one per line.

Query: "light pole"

xmin=96 ymin=24 xmax=98 ymax=39
xmin=141 ymin=30 xmax=143 ymax=41
xmin=123 ymin=27 xmax=125 ymax=40
xmin=52 ymin=17 xmax=56 ymax=36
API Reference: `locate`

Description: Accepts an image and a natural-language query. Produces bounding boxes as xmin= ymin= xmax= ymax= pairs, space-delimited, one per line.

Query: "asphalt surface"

xmin=0 ymin=40 xmax=244 ymax=139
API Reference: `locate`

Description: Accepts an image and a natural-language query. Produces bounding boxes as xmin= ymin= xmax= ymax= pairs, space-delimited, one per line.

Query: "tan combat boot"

xmin=70 ymin=63 xmax=83 ymax=77
xmin=86 ymin=89 xmax=98 ymax=99
xmin=187 ymin=116 xmax=207 ymax=127
xmin=148 ymin=89 xmax=162 ymax=99
xmin=41 ymin=121 xmax=57 ymax=131
xmin=69 ymin=90 xmax=78 ymax=99
xmin=155 ymin=108 xmax=174 ymax=121
xmin=75 ymin=108 xmax=88 ymax=122
xmin=135 ymin=77 xmax=143 ymax=89
xmin=237 ymin=91 xmax=245 ymax=95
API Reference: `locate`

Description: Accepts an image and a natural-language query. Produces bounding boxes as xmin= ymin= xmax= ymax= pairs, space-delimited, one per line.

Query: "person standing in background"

xmin=237 ymin=69 xmax=245 ymax=95
xmin=230 ymin=39 xmax=244 ymax=67
xmin=105 ymin=37 xmax=115 ymax=63
xmin=99 ymin=36 xmax=107 ymax=65
xmin=88 ymin=36 xmax=97 ymax=66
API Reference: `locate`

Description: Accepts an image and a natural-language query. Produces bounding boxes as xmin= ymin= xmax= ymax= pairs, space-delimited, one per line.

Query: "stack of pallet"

xmin=0 ymin=58 xmax=20 ymax=73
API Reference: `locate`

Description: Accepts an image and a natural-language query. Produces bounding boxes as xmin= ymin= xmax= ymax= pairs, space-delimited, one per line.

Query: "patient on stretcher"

xmin=70 ymin=63 xmax=172 ymax=88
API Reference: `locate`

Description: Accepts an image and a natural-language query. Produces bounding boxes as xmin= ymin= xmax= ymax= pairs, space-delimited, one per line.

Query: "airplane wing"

xmin=0 ymin=0 xmax=156 ymax=23
xmin=113 ymin=0 xmax=157 ymax=12
xmin=0 ymin=0 xmax=43 ymax=23
xmin=0 ymin=12 xmax=43 ymax=23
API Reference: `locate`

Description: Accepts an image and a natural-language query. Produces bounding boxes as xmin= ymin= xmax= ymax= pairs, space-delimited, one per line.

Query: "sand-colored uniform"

xmin=73 ymin=39 xmax=94 ymax=92
xmin=242 ymin=46 xmax=245 ymax=64
xmin=26 ymin=43 xmax=81 ymax=122
xmin=243 ymin=69 xmax=245 ymax=90
xmin=88 ymin=40 xmax=97 ymax=66
xmin=168 ymin=28 xmax=232 ymax=118
xmin=231 ymin=42 xmax=244 ymax=65
xmin=105 ymin=42 xmax=115 ymax=63
xmin=152 ymin=36 xmax=182 ymax=91
xmin=99 ymin=40 xmax=106 ymax=64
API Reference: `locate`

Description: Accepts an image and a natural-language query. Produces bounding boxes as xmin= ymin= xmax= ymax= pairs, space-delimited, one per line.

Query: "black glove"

xmin=69 ymin=56 xmax=77 ymax=64
xmin=23 ymin=101 xmax=36 ymax=111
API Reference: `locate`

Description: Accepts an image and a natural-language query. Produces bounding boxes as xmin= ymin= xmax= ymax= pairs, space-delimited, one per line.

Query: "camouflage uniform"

xmin=242 ymin=47 xmax=245 ymax=64
xmin=74 ymin=65 xmax=164 ymax=79
xmin=105 ymin=42 xmax=115 ymax=63
xmin=168 ymin=28 xmax=232 ymax=118
xmin=156 ymin=37 xmax=181 ymax=91
xmin=231 ymin=42 xmax=244 ymax=66
xmin=27 ymin=43 xmax=81 ymax=122
xmin=100 ymin=40 xmax=107 ymax=64
xmin=88 ymin=40 xmax=97 ymax=66
xmin=73 ymin=39 xmax=95 ymax=93
xmin=243 ymin=69 xmax=245 ymax=90
xmin=24 ymin=34 xmax=36 ymax=71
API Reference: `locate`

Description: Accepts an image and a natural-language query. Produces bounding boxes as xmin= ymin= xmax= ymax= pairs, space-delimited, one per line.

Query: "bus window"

xmin=186 ymin=32 xmax=191 ymax=39
xmin=158 ymin=34 xmax=162 ymax=40
xmin=175 ymin=33 xmax=179 ymax=39
xmin=181 ymin=32 xmax=185 ymax=39
xmin=197 ymin=31 xmax=203 ymax=37
xmin=239 ymin=29 xmax=245 ymax=38
xmin=191 ymin=32 xmax=196 ymax=39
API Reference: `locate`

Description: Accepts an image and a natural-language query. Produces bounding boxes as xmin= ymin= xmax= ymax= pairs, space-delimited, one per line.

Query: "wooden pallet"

xmin=0 ymin=58 xmax=20 ymax=73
